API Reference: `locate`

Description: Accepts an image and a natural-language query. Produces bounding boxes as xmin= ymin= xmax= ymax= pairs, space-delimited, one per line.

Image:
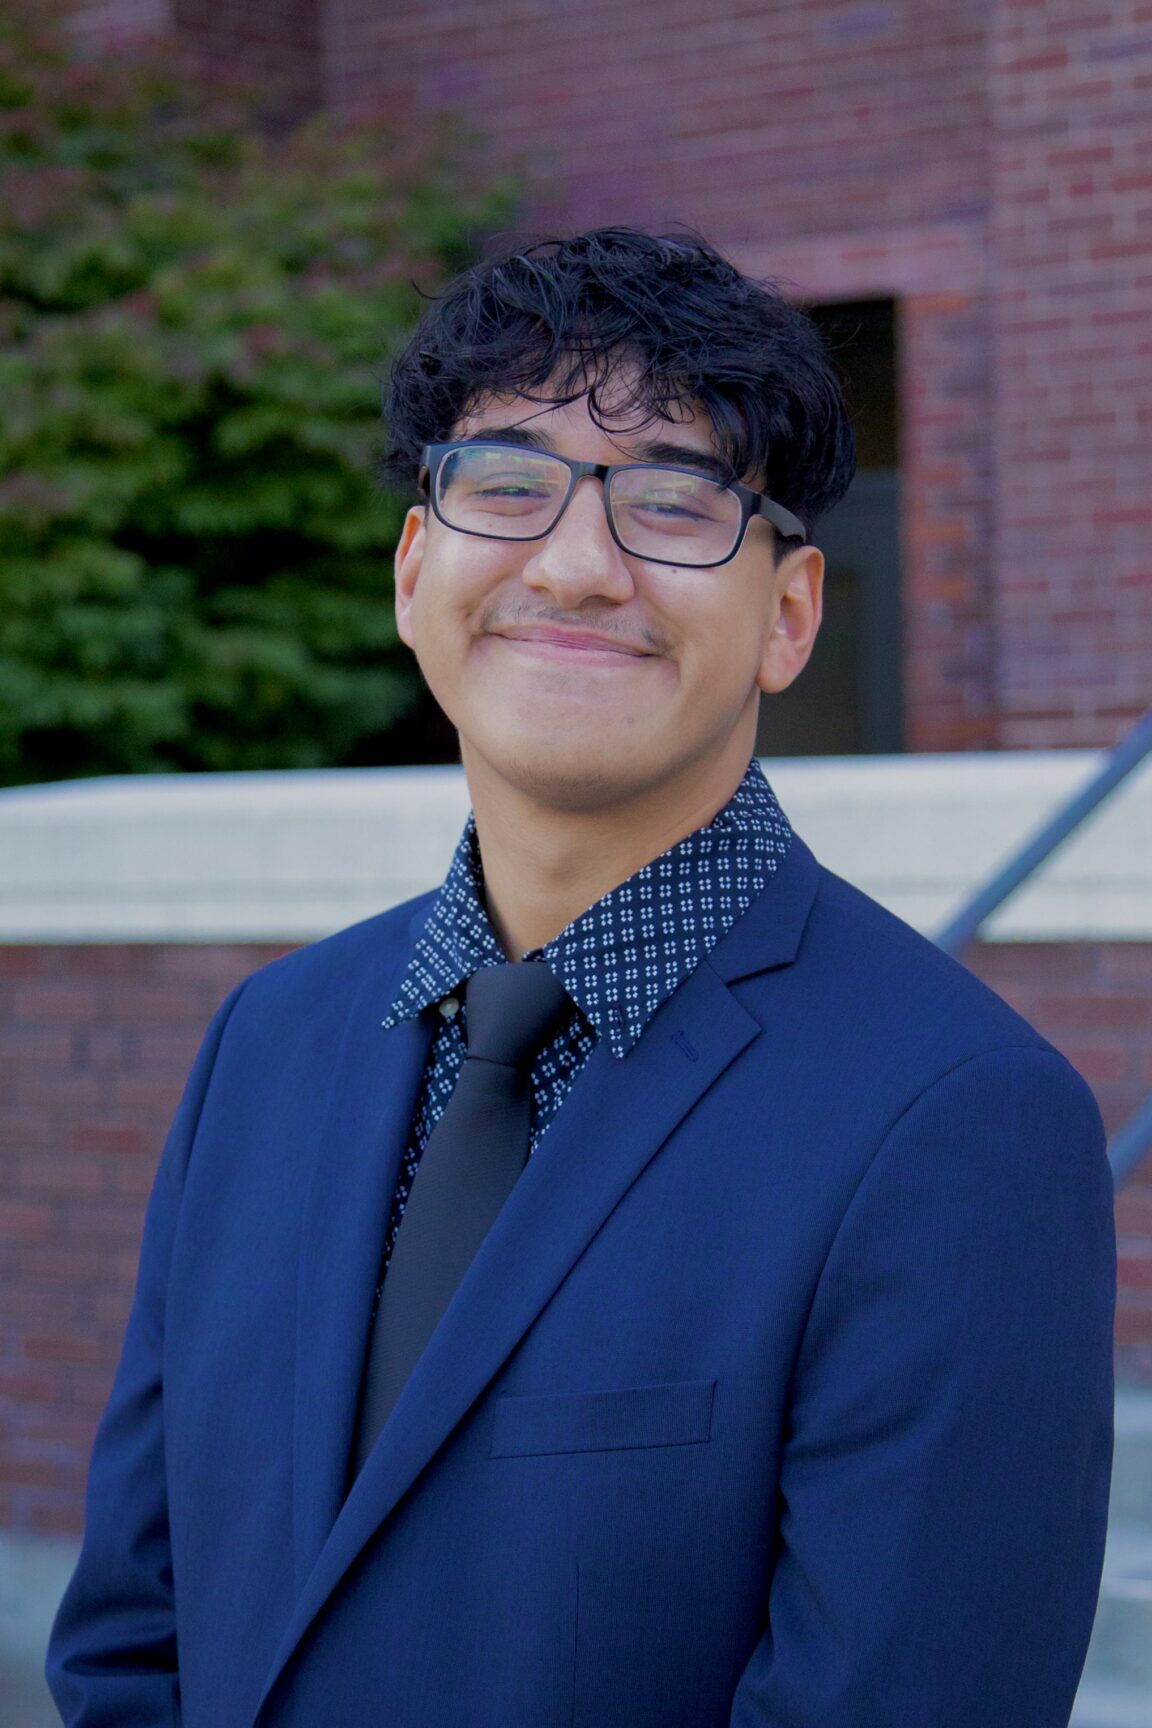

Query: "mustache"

xmin=479 ymin=605 xmax=668 ymax=656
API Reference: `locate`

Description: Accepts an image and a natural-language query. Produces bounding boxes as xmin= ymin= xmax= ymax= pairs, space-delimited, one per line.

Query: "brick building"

xmin=73 ymin=0 xmax=1152 ymax=755
xmin=3 ymin=0 xmax=1150 ymax=1553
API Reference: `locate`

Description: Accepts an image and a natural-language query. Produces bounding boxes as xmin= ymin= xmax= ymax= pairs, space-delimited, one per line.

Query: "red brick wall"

xmin=325 ymin=0 xmax=992 ymax=238
xmin=974 ymin=941 xmax=1152 ymax=1363
xmin=988 ymin=0 xmax=1152 ymax=748
xmin=170 ymin=0 xmax=323 ymax=124
xmin=1 ymin=936 xmax=1149 ymax=1534
xmin=70 ymin=0 xmax=322 ymax=121
xmin=0 ymin=943 xmax=289 ymax=1533
xmin=900 ymin=290 xmax=997 ymax=751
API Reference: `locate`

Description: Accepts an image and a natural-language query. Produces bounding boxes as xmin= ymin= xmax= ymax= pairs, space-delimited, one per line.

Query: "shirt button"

xmin=439 ymin=996 xmax=461 ymax=1020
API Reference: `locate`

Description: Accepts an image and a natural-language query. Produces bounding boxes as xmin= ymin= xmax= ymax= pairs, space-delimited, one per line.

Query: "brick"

xmin=103 ymin=984 xmax=225 ymax=1023
xmin=136 ymin=1030 xmax=203 ymax=1068
xmin=1119 ymin=1253 xmax=1152 ymax=1292
xmin=14 ymin=1156 xmax=114 ymax=1198
xmin=70 ymin=1124 xmax=151 ymax=1156
xmin=0 ymin=950 xmax=54 ymax=978
xmin=0 ymin=1370 xmax=58 ymax=1403
xmin=968 ymin=942 xmax=1101 ymax=983
xmin=13 ymin=1413 xmax=99 ymax=1450
xmin=1117 ymin=1186 xmax=1152 ymax=1238
xmin=54 ymin=1199 xmax=148 ymax=1241
xmin=108 ymin=1073 xmax=184 ymax=1114
xmin=106 ymin=1157 xmax=163 ymax=1199
xmin=0 ymin=1455 xmax=79 ymax=1488
xmin=0 ymin=1029 xmax=78 ymax=1064
xmin=79 ymin=1031 xmax=134 ymax=1069
xmin=15 ymin=1243 xmax=138 ymax=1286
xmin=64 ymin=947 xmax=167 ymax=979
xmin=1116 ymin=1301 xmax=1152 ymax=1348
xmin=1035 ymin=992 xmax=1152 ymax=1031
xmin=79 ymin=1291 xmax=134 ymax=1328
xmin=9 ymin=985 xmax=109 ymax=1025
xmin=155 ymin=944 xmax=289 ymax=980
xmin=3 ymin=1285 xmax=92 ymax=1328
xmin=60 ymin=1365 xmax=121 ymax=1409
xmin=13 ymin=1070 xmax=110 ymax=1109
xmin=21 ymin=1333 xmax=112 ymax=1367
xmin=0 ymin=1200 xmax=59 ymax=1239
xmin=21 ymin=1500 xmax=87 ymax=1535
xmin=0 ymin=1114 xmax=57 ymax=1152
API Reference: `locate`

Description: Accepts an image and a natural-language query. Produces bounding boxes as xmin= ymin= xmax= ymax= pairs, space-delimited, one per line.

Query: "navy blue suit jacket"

xmin=46 ymin=834 xmax=1116 ymax=1727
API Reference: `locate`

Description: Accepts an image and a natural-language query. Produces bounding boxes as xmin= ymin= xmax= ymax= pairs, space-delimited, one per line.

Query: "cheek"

xmin=407 ymin=539 xmax=474 ymax=641
xmin=673 ymin=590 xmax=767 ymax=693
xmin=405 ymin=546 xmax=510 ymax=687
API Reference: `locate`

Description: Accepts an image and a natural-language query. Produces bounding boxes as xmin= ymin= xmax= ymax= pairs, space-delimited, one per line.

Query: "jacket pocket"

xmin=489 ymin=1377 xmax=716 ymax=1458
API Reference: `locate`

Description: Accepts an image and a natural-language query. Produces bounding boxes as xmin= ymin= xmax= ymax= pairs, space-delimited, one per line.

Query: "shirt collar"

xmin=381 ymin=757 xmax=793 ymax=1058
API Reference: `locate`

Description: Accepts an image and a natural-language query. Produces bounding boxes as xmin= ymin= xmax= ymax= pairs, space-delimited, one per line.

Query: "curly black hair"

xmin=380 ymin=225 xmax=856 ymax=559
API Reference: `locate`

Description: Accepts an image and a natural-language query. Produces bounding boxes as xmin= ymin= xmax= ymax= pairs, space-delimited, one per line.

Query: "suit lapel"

xmin=262 ymin=834 xmax=822 ymax=1724
xmin=291 ymin=913 xmax=437 ymax=1592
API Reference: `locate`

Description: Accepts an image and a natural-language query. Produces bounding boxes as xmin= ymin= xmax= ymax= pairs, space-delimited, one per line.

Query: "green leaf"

xmin=0 ymin=0 xmax=517 ymax=784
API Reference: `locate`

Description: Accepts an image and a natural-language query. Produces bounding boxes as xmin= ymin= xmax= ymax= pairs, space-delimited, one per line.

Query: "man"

xmin=47 ymin=226 xmax=1115 ymax=1728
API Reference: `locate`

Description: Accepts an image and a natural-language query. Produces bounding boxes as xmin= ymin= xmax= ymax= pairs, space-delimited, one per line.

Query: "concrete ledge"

xmin=0 ymin=752 xmax=1150 ymax=944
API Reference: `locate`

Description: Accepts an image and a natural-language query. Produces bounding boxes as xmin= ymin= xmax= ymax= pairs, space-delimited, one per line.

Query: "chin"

xmin=465 ymin=729 xmax=663 ymax=813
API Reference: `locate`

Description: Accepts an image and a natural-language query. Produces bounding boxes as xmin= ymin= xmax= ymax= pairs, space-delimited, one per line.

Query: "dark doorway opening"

xmin=755 ymin=297 xmax=903 ymax=757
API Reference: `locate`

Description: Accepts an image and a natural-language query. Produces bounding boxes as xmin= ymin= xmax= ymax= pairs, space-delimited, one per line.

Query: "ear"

xmin=394 ymin=505 xmax=428 ymax=652
xmin=756 ymin=545 xmax=824 ymax=696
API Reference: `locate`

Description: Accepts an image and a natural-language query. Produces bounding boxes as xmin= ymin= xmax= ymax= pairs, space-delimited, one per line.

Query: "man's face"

xmin=393 ymin=377 xmax=824 ymax=813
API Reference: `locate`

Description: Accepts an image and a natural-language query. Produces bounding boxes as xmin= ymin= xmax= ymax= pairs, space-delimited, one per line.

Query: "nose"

xmin=518 ymin=475 xmax=637 ymax=608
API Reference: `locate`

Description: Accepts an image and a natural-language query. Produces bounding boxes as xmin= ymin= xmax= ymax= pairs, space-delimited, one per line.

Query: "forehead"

xmin=452 ymin=382 xmax=720 ymax=459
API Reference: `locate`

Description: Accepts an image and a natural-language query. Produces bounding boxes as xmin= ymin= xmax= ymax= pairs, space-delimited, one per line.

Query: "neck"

xmin=462 ymin=734 xmax=756 ymax=959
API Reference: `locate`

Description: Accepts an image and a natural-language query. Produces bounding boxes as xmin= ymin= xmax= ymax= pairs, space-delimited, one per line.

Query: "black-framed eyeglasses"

xmin=417 ymin=441 xmax=807 ymax=569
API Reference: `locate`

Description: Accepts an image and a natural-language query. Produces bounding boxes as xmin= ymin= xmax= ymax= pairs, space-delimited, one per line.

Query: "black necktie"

xmin=348 ymin=959 xmax=571 ymax=1483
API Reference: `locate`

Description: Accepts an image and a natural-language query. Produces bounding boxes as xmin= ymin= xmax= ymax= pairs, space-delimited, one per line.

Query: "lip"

xmin=490 ymin=626 xmax=655 ymax=661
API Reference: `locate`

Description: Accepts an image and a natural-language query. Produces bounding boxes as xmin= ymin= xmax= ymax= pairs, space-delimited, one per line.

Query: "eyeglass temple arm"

xmin=757 ymin=496 xmax=808 ymax=542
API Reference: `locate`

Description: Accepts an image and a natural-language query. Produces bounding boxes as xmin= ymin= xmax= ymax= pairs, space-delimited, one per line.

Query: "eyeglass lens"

xmin=435 ymin=444 xmax=743 ymax=565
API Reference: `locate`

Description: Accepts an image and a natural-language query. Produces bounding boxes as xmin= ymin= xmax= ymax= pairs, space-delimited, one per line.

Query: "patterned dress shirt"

xmin=371 ymin=756 xmax=793 ymax=1314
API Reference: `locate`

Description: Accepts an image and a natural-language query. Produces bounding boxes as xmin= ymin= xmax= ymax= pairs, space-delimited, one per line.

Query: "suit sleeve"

xmin=45 ymin=980 xmax=248 ymax=1728
xmin=728 ymin=1044 xmax=1117 ymax=1728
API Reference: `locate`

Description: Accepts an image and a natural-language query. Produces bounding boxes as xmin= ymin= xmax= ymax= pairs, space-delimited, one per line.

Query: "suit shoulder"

xmin=797 ymin=858 xmax=1063 ymax=1067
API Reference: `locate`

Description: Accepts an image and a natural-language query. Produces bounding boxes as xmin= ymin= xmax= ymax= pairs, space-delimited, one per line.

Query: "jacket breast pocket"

xmin=489 ymin=1377 xmax=716 ymax=1458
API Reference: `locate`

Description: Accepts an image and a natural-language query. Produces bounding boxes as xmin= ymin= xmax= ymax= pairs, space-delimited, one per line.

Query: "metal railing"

xmin=932 ymin=708 xmax=1152 ymax=1187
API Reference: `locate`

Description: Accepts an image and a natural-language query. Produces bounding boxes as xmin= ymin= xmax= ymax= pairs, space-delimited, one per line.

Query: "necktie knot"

xmin=464 ymin=960 xmax=571 ymax=1070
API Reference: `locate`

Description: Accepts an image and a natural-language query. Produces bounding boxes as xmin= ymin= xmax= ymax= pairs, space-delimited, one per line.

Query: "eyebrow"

xmin=458 ymin=425 xmax=736 ymax=486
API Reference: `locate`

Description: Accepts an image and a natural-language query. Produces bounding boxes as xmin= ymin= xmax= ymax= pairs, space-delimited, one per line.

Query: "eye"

xmin=631 ymin=497 xmax=709 ymax=519
xmin=471 ymin=477 xmax=554 ymax=498
xmin=613 ymin=474 xmax=731 ymax=526
xmin=441 ymin=446 xmax=567 ymax=512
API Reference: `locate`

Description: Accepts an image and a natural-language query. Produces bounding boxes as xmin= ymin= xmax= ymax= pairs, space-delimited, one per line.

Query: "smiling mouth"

xmin=495 ymin=637 xmax=653 ymax=665
xmin=491 ymin=627 xmax=655 ymax=660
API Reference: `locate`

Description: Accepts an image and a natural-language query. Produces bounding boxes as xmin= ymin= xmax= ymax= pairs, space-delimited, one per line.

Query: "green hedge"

xmin=0 ymin=1 xmax=515 ymax=783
